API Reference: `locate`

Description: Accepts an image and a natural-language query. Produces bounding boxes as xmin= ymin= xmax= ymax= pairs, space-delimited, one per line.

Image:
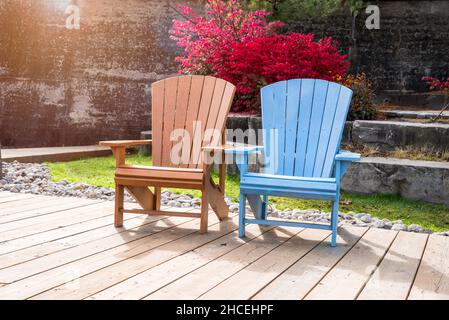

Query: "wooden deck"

xmin=0 ymin=191 xmax=448 ymax=300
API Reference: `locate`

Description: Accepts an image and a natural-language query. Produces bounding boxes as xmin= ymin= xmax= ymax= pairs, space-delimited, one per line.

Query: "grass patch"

xmin=47 ymin=155 xmax=449 ymax=232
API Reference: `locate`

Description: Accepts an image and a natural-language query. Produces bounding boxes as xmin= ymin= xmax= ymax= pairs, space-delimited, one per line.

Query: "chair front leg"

xmin=200 ymin=189 xmax=209 ymax=234
xmin=115 ymin=183 xmax=124 ymax=227
xmin=330 ymin=200 xmax=339 ymax=247
xmin=331 ymin=160 xmax=342 ymax=247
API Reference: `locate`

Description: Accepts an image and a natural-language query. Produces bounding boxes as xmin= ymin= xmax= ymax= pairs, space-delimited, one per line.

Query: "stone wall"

xmin=0 ymin=0 xmax=202 ymax=147
xmin=1 ymin=0 xmax=449 ymax=148
xmin=287 ymin=0 xmax=449 ymax=93
xmin=342 ymin=157 xmax=449 ymax=206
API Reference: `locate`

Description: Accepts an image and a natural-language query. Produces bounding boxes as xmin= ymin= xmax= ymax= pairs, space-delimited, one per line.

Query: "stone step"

xmin=378 ymin=92 xmax=447 ymax=110
xmin=342 ymin=157 xmax=449 ymax=206
xmin=351 ymin=120 xmax=449 ymax=151
xmin=226 ymin=115 xmax=449 ymax=152
xmin=380 ymin=109 xmax=449 ymax=120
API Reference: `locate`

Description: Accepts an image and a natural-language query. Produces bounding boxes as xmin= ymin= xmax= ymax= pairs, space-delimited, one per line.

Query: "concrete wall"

xmin=0 ymin=0 xmax=202 ymax=147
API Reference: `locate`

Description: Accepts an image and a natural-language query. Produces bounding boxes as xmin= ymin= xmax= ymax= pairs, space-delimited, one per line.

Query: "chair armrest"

xmin=99 ymin=140 xmax=152 ymax=148
xmin=334 ymin=151 xmax=360 ymax=179
xmin=202 ymin=144 xmax=263 ymax=154
xmin=335 ymin=151 xmax=361 ymax=162
xmin=223 ymin=145 xmax=264 ymax=155
xmin=208 ymin=144 xmax=263 ymax=176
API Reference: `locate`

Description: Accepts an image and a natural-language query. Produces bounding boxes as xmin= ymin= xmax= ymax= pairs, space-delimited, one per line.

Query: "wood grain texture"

xmin=357 ymin=231 xmax=428 ymax=300
xmin=305 ymin=228 xmax=397 ymax=300
xmin=252 ymin=226 xmax=367 ymax=300
xmin=408 ymin=235 xmax=449 ymax=300
xmin=108 ymin=75 xmax=235 ymax=233
xmin=259 ymin=79 xmax=353 ymax=178
xmin=0 ymin=193 xmax=448 ymax=301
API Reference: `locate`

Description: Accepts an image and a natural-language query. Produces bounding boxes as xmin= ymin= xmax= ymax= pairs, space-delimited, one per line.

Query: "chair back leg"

xmin=238 ymin=193 xmax=246 ymax=238
xmin=261 ymin=195 xmax=268 ymax=220
xmin=115 ymin=184 xmax=125 ymax=227
xmin=154 ymin=187 xmax=161 ymax=211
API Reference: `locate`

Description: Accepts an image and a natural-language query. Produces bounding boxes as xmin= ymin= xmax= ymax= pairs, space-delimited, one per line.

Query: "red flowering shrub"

xmin=170 ymin=0 xmax=283 ymax=75
xmin=422 ymin=76 xmax=449 ymax=95
xmin=217 ymin=34 xmax=349 ymax=111
xmin=170 ymin=0 xmax=349 ymax=113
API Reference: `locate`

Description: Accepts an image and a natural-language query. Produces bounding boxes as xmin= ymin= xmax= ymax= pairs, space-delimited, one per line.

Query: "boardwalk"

xmin=0 ymin=191 xmax=447 ymax=300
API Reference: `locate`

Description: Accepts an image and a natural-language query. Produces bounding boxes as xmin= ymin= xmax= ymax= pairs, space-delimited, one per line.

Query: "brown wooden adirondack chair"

xmin=100 ymin=75 xmax=236 ymax=233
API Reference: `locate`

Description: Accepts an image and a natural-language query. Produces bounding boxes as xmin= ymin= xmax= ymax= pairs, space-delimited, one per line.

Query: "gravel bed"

xmin=1 ymin=161 xmax=447 ymax=236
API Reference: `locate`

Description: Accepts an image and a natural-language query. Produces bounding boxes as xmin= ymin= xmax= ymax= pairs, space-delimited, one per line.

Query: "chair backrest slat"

xmin=303 ymin=80 xmax=329 ymax=177
xmin=283 ymin=80 xmax=301 ymax=176
xmin=260 ymin=78 xmax=352 ymax=178
xmin=294 ymin=79 xmax=315 ymax=176
xmin=152 ymin=75 xmax=235 ymax=168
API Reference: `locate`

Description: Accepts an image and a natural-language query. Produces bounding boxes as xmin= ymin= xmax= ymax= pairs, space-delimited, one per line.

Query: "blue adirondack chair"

xmin=226 ymin=79 xmax=360 ymax=247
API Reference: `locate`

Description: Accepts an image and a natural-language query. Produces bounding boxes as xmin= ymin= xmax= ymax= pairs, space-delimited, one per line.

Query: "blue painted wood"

xmin=261 ymin=195 xmax=268 ymax=220
xmin=284 ymin=79 xmax=302 ymax=176
xmin=313 ymin=82 xmax=342 ymax=177
xmin=330 ymin=160 xmax=342 ymax=247
xmin=239 ymin=193 xmax=246 ymax=238
xmin=303 ymin=80 xmax=329 ymax=176
xmin=246 ymin=194 xmax=263 ymax=219
xmin=245 ymin=218 xmax=332 ymax=231
xmin=335 ymin=151 xmax=361 ymax=176
xmin=232 ymin=79 xmax=360 ymax=246
xmin=240 ymin=187 xmax=336 ymax=201
xmin=294 ymin=79 xmax=315 ymax=177
xmin=322 ymin=87 xmax=353 ymax=177
xmin=241 ymin=175 xmax=337 ymax=192
xmin=261 ymin=81 xmax=287 ymax=175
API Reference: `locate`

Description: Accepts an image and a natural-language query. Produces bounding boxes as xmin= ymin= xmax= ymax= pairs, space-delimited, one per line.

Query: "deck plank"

xmin=0 ymin=192 xmax=448 ymax=300
xmin=252 ymin=226 xmax=367 ymax=300
xmin=93 ymin=224 xmax=274 ymax=300
xmin=0 ymin=193 xmax=37 ymax=204
xmin=0 ymin=212 xmax=198 ymax=285
xmin=150 ymin=228 xmax=303 ymax=300
xmin=0 ymin=214 xmax=164 ymax=268
xmin=0 ymin=212 xmax=228 ymax=299
xmin=0 ymin=204 xmax=178 ymax=257
xmin=0 ymin=196 xmax=68 ymax=216
xmin=32 ymin=214 xmax=245 ymax=300
xmin=197 ymin=228 xmax=332 ymax=300
xmin=0 ymin=198 xmax=102 ymax=223
xmin=305 ymin=228 xmax=397 ymax=300
xmin=357 ymin=231 xmax=428 ymax=300
xmin=408 ymin=235 xmax=449 ymax=300
xmin=0 ymin=201 xmax=109 ymax=240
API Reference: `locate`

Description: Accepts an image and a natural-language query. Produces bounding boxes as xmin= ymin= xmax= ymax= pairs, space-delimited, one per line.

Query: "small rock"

xmin=360 ymin=215 xmax=372 ymax=223
xmin=391 ymin=223 xmax=407 ymax=231
xmin=355 ymin=213 xmax=366 ymax=219
xmin=407 ymin=224 xmax=424 ymax=233
xmin=229 ymin=204 xmax=239 ymax=212
xmin=372 ymin=220 xmax=385 ymax=229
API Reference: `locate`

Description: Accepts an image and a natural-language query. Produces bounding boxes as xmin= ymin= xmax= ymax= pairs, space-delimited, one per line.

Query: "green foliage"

xmin=245 ymin=0 xmax=354 ymax=21
xmin=345 ymin=0 xmax=365 ymax=14
xmin=48 ymin=155 xmax=449 ymax=232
